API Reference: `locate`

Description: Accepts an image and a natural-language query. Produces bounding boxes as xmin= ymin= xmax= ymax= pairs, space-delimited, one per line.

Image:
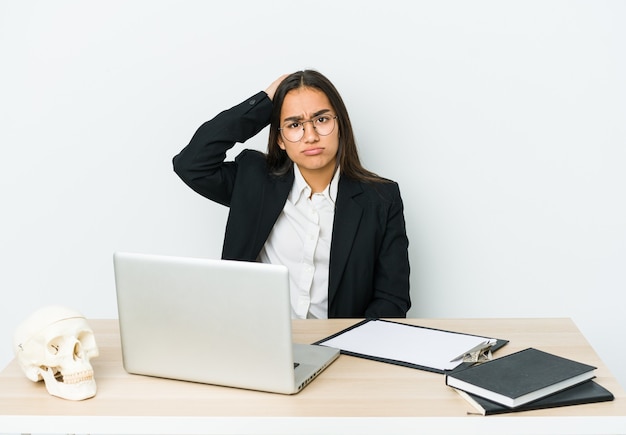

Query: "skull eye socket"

xmin=47 ymin=337 xmax=64 ymax=355
xmin=46 ymin=337 xmax=82 ymax=357
xmin=77 ymin=331 xmax=95 ymax=348
xmin=77 ymin=331 xmax=97 ymax=357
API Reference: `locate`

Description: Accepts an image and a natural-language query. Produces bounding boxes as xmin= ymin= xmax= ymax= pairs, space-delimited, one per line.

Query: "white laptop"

xmin=113 ymin=252 xmax=339 ymax=394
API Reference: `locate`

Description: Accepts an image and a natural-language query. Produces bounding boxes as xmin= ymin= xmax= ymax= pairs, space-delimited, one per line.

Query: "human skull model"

xmin=13 ymin=305 xmax=99 ymax=400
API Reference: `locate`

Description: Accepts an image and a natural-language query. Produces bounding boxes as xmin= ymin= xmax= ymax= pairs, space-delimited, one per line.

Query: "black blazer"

xmin=173 ymin=92 xmax=411 ymax=318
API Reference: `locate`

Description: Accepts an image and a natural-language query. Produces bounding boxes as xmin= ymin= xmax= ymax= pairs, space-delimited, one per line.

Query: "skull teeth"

xmin=58 ymin=370 xmax=95 ymax=384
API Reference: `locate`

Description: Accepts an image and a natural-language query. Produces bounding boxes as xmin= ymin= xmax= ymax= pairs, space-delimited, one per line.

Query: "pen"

xmin=450 ymin=339 xmax=497 ymax=362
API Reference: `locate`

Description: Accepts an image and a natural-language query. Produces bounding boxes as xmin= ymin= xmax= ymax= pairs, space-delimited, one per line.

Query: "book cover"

xmin=445 ymin=347 xmax=596 ymax=408
xmin=454 ymin=380 xmax=614 ymax=415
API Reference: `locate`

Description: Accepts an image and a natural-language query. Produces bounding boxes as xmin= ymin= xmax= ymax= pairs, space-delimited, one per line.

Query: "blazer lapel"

xmin=328 ymin=177 xmax=364 ymax=307
xmin=251 ymin=170 xmax=294 ymax=257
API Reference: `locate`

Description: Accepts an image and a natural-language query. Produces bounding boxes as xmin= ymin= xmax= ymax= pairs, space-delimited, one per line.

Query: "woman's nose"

xmin=301 ymin=121 xmax=319 ymax=142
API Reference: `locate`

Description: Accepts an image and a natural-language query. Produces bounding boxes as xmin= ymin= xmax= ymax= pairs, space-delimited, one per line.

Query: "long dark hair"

xmin=266 ymin=70 xmax=384 ymax=183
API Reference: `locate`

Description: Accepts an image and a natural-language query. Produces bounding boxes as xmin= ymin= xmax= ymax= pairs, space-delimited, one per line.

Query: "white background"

xmin=1 ymin=0 xmax=625 ymax=390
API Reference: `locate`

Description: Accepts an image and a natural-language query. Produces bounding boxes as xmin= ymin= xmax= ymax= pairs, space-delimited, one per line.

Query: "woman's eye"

xmin=316 ymin=116 xmax=329 ymax=124
xmin=287 ymin=122 xmax=301 ymax=129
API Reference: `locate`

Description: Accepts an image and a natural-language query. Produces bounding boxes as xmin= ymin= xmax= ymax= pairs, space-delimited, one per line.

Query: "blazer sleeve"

xmin=365 ymin=182 xmax=411 ymax=318
xmin=172 ymin=91 xmax=273 ymax=206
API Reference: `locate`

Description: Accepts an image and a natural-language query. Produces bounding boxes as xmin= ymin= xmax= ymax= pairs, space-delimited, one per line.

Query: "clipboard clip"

xmin=450 ymin=339 xmax=497 ymax=363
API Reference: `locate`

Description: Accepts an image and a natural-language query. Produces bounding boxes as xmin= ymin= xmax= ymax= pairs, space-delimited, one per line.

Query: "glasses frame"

xmin=278 ymin=115 xmax=338 ymax=143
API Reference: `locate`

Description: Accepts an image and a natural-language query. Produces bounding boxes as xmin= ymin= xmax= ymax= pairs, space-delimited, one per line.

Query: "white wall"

xmin=1 ymin=0 xmax=625 ymax=388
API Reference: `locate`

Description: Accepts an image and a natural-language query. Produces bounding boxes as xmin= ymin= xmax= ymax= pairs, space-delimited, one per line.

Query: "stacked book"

xmin=445 ymin=347 xmax=614 ymax=415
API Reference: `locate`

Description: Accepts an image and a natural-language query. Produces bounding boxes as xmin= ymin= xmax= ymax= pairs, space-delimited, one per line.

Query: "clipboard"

xmin=314 ymin=319 xmax=508 ymax=374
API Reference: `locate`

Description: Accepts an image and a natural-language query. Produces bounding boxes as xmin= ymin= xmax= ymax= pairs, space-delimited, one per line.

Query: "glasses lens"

xmin=280 ymin=116 xmax=336 ymax=142
xmin=281 ymin=124 xmax=303 ymax=142
xmin=314 ymin=115 xmax=336 ymax=136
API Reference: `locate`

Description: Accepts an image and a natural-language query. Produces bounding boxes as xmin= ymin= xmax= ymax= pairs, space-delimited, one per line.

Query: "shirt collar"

xmin=291 ymin=164 xmax=340 ymax=205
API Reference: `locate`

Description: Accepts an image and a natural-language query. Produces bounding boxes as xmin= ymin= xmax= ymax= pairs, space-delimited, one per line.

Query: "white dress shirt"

xmin=258 ymin=164 xmax=339 ymax=319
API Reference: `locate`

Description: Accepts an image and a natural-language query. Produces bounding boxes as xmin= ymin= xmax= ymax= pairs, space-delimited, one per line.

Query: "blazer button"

xmin=249 ymin=99 xmax=256 ymax=105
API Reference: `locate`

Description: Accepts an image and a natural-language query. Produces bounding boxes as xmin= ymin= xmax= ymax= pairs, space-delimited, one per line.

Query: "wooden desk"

xmin=1 ymin=318 xmax=625 ymax=434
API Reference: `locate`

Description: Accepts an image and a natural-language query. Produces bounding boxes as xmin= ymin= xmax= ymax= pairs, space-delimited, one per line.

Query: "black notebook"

xmin=454 ymin=380 xmax=613 ymax=415
xmin=445 ymin=347 xmax=597 ymax=408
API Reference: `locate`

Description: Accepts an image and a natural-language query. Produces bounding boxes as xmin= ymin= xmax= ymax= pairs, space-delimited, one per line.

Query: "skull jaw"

xmin=40 ymin=367 xmax=97 ymax=400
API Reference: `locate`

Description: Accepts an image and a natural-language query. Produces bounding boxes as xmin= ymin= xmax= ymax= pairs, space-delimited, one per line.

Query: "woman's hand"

xmin=264 ymin=74 xmax=289 ymax=101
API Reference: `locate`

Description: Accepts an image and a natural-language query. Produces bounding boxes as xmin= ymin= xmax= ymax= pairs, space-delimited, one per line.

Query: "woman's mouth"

xmin=302 ymin=147 xmax=324 ymax=156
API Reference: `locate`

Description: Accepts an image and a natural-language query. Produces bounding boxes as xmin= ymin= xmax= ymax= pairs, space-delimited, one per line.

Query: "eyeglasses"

xmin=278 ymin=114 xmax=338 ymax=143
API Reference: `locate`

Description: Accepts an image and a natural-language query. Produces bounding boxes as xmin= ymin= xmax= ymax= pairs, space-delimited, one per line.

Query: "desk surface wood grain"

xmin=1 ymin=318 xmax=625 ymax=419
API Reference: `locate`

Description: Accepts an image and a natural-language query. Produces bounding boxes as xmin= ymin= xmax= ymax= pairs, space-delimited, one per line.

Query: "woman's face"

xmin=277 ymin=87 xmax=340 ymax=181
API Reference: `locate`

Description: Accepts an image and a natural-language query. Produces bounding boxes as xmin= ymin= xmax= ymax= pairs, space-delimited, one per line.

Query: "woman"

xmin=173 ymin=70 xmax=410 ymax=319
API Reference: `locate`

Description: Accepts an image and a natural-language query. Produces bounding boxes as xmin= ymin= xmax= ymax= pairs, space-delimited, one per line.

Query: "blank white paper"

xmin=320 ymin=320 xmax=496 ymax=371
